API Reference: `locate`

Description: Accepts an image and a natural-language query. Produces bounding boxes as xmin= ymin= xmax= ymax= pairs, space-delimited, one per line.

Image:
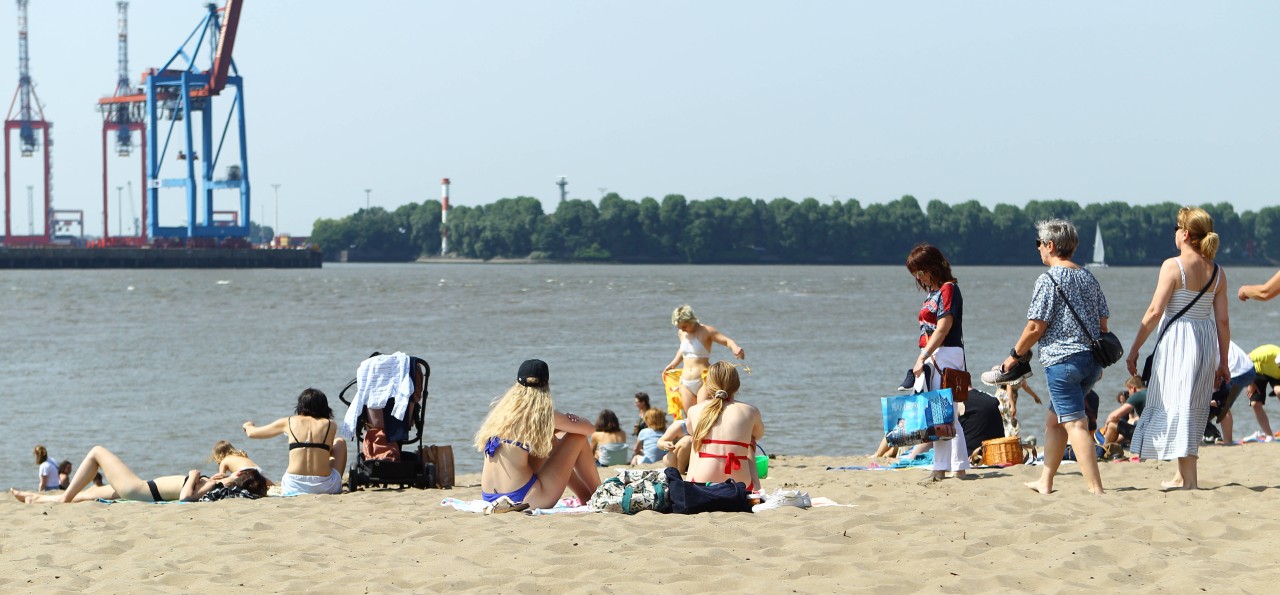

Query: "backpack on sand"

xmin=588 ymin=468 xmax=671 ymax=514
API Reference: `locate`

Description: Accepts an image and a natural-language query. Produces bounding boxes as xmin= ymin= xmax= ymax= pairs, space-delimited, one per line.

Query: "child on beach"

xmin=210 ymin=440 xmax=274 ymax=486
xmin=32 ymin=445 xmax=59 ymax=492
xmin=632 ymin=408 xmax=668 ymax=465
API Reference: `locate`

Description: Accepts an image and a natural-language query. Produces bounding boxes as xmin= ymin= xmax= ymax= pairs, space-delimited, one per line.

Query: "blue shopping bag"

xmin=881 ymin=388 xmax=957 ymax=447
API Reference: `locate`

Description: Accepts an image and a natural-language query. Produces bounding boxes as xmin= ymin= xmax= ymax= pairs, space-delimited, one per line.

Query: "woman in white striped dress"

xmin=1125 ymin=207 xmax=1231 ymax=490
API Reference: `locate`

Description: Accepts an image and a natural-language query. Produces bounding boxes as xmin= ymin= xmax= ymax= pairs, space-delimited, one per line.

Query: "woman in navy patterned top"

xmin=997 ymin=219 xmax=1110 ymax=495
xmin=907 ymin=243 xmax=970 ymax=481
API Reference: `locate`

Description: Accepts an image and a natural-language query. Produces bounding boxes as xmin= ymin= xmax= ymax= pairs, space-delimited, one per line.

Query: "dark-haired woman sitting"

xmin=244 ymin=388 xmax=348 ymax=496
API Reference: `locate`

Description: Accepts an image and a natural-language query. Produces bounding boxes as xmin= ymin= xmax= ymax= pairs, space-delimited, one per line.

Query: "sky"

xmin=0 ymin=1 xmax=1276 ymax=237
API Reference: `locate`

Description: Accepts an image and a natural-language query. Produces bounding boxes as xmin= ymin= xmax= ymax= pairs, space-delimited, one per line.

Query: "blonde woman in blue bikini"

xmin=662 ymin=305 xmax=746 ymax=418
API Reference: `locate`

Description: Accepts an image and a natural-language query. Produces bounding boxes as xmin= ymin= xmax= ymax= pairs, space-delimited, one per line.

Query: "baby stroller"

xmin=339 ymin=352 xmax=435 ymax=490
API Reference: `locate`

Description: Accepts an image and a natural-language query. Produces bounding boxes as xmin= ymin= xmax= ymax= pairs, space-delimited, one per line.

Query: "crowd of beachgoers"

xmin=13 ymin=206 xmax=1280 ymax=508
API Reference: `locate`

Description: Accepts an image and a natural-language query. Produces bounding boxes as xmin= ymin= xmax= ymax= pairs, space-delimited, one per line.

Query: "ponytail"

xmin=1199 ymin=231 xmax=1220 ymax=260
xmin=690 ymin=362 xmax=741 ymax=450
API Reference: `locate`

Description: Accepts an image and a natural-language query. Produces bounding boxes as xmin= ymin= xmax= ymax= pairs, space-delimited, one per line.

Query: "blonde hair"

xmin=473 ymin=383 xmax=556 ymax=458
xmin=1124 ymin=375 xmax=1146 ymax=391
xmin=671 ymin=305 xmax=697 ymax=326
xmin=643 ymin=407 xmax=668 ymax=432
xmin=209 ymin=440 xmax=248 ymax=462
xmin=33 ymin=445 xmax=47 ymax=465
xmin=1178 ymin=206 xmax=1219 ymax=259
xmin=691 ymin=362 xmax=741 ymax=451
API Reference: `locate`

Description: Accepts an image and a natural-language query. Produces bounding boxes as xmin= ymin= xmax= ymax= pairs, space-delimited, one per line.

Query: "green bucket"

xmin=755 ymin=443 xmax=769 ymax=479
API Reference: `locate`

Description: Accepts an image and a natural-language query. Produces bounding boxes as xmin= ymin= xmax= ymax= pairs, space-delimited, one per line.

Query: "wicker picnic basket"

xmin=981 ymin=436 xmax=1023 ymax=466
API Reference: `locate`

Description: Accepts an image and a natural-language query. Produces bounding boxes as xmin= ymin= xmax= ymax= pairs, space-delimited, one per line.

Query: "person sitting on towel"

xmin=591 ymin=409 xmax=631 ymax=467
xmin=474 ymin=359 xmax=601 ymax=509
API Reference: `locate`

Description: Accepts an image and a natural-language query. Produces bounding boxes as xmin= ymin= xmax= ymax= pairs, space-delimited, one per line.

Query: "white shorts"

xmin=281 ymin=469 xmax=342 ymax=496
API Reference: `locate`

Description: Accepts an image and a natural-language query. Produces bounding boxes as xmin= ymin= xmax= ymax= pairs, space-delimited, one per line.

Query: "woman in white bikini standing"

xmin=662 ymin=305 xmax=745 ymax=419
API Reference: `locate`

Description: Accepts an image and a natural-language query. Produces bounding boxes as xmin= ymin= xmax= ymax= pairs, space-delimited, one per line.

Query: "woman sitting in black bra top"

xmin=243 ymin=388 xmax=348 ymax=496
xmin=11 ymin=445 xmax=267 ymax=504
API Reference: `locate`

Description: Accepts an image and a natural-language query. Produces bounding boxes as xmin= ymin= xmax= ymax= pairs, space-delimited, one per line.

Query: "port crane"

xmin=96 ymin=0 xmax=147 ymax=245
xmin=97 ymin=0 xmax=248 ymax=244
xmin=2 ymin=0 xmax=52 ymax=245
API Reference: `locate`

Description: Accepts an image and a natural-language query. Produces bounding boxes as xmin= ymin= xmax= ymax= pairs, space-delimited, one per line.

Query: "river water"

xmin=4 ymin=263 xmax=1278 ymax=491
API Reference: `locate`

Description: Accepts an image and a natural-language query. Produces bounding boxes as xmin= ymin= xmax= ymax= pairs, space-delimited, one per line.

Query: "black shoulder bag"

xmin=1139 ymin=264 xmax=1218 ymax=383
xmin=1047 ymin=271 xmax=1124 ymax=367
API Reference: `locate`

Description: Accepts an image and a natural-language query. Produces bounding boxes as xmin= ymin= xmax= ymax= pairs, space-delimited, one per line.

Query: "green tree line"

xmin=308 ymin=194 xmax=1280 ymax=265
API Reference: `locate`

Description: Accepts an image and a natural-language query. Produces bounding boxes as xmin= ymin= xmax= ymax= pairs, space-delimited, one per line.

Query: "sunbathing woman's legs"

xmin=60 ymin=446 xmax=151 ymax=503
xmin=525 ymin=433 xmax=600 ymax=509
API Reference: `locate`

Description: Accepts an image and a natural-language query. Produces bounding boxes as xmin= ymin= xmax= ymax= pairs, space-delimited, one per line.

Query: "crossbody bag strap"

xmin=1045 ymin=271 xmax=1097 ymax=342
xmin=1151 ymin=263 xmax=1218 ymax=347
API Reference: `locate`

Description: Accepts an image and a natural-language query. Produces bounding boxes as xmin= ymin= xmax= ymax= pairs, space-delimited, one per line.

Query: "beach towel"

xmin=439 ymin=497 xmax=591 ymax=516
xmin=340 ymin=352 xmax=412 ymax=440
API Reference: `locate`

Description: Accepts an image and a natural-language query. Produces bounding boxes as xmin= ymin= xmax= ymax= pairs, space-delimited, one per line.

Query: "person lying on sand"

xmin=12 ymin=445 xmax=267 ymax=504
xmin=210 ymin=440 xmax=274 ymax=486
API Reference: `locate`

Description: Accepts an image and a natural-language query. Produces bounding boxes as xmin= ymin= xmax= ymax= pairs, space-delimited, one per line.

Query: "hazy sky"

xmin=1 ymin=1 xmax=1276 ymax=236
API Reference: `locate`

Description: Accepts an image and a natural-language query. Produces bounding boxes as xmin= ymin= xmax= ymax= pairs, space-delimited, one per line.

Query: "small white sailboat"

xmin=1086 ymin=225 xmax=1108 ymax=269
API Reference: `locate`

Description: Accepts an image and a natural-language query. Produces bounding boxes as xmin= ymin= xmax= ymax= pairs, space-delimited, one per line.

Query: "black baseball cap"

xmin=517 ymin=359 xmax=549 ymax=388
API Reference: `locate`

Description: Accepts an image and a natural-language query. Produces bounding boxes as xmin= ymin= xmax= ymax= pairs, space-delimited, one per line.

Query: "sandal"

xmin=484 ymin=496 xmax=530 ymax=515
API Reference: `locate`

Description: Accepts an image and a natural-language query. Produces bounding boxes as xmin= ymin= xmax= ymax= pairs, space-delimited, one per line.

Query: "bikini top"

xmin=697 ymin=438 xmax=752 ymax=474
xmin=680 ymin=334 xmax=710 ymax=359
xmin=484 ymin=437 xmax=531 ymax=458
xmin=287 ymin=417 xmax=333 ymax=451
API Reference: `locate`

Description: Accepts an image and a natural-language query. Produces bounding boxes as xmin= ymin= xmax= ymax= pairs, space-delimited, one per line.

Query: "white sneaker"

xmin=752 ymin=489 xmax=812 ymax=512
xmin=1245 ymin=431 xmax=1275 ymax=443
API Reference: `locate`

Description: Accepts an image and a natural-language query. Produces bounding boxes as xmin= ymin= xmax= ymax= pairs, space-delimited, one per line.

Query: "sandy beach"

xmin=4 ymin=445 xmax=1280 ymax=593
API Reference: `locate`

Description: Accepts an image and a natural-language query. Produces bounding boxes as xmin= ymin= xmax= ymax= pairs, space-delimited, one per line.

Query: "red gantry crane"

xmin=3 ymin=0 xmax=52 ymax=245
xmin=97 ymin=0 xmax=147 ymax=246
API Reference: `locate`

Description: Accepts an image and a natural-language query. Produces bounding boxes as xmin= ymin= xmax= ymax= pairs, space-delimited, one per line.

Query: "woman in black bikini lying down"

xmin=12 ymin=445 xmax=267 ymax=503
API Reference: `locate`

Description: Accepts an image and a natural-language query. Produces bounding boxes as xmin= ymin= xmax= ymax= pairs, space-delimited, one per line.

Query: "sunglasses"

xmin=1035 ymin=239 xmax=1045 ymax=248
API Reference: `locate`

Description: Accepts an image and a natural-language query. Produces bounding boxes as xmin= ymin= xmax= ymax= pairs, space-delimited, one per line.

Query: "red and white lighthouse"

xmin=440 ymin=178 xmax=450 ymax=255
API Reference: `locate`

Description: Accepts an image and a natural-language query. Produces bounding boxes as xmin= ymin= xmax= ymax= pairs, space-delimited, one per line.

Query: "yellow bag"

xmin=663 ymin=369 xmax=685 ymax=421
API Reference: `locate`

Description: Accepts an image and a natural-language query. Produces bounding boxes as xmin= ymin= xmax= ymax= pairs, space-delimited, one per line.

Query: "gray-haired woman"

xmin=986 ymin=219 xmax=1110 ymax=495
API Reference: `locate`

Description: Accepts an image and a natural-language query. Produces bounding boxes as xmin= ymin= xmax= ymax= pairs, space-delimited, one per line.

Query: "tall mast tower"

xmin=3 ymin=0 xmax=54 ymax=245
xmin=97 ymin=0 xmax=147 ymax=243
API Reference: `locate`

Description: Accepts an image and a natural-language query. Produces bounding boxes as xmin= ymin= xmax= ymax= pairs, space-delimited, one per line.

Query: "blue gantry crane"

xmin=99 ymin=0 xmax=248 ymax=244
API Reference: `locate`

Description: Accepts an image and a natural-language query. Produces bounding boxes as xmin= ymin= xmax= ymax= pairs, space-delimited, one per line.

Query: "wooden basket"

xmin=981 ymin=436 xmax=1023 ymax=466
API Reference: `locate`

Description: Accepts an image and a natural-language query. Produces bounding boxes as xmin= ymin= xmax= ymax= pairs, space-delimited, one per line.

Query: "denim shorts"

xmin=1044 ymin=350 xmax=1102 ymax=424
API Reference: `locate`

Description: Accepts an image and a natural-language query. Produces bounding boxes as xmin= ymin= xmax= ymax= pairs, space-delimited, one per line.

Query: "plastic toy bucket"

xmin=756 ymin=444 xmax=769 ymax=479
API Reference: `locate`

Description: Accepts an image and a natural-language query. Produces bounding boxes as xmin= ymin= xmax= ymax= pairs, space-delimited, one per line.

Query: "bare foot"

xmin=10 ymin=488 xmax=36 ymax=504
xmin=956 ymin=471 xmax=975 ymax=480
xmin=1024 ymin=480 xmax=1053 ymax=495
xmin=930 ymin=471 xmax=946 ymax=481
xmin=1161 ymin=475 xmax=1184 ymax=489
